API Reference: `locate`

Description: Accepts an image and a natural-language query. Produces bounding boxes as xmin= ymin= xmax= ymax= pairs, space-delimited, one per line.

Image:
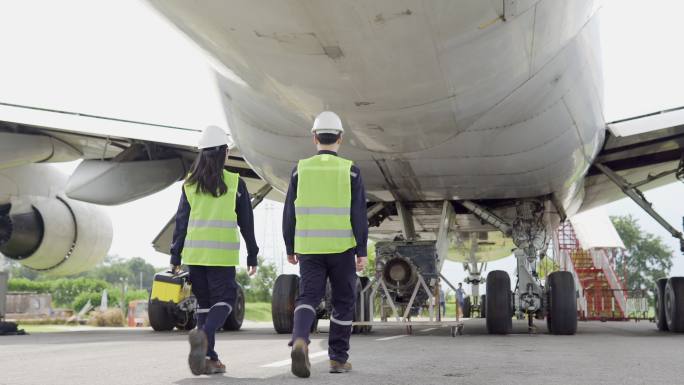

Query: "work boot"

xmin=290 ymin=338 xmax=311 ymax=378
xmin=329 ymin=360 xmax=352 ymax=374
xmin=204 ymin=359 xmax=226 ymax=374
xmin=188 ymin=329 xmax=208 ymax=376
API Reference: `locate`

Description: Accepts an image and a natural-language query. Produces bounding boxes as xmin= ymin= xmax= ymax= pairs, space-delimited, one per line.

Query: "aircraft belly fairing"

xmin=148 ymin=0 xmax=605 ymax=206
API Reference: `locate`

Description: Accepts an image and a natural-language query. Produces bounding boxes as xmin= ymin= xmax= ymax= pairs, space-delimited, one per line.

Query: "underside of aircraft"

xmin=2 ymin=0 xmax=684 ymax=334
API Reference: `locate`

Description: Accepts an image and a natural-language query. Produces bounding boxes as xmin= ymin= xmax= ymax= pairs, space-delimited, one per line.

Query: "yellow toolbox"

xmin=150 ymin=271 xmax=191 ymax=304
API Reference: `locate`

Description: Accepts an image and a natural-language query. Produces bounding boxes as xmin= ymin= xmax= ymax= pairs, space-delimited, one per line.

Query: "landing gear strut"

xmin=462 ymin=200 xmax=577 ymax=335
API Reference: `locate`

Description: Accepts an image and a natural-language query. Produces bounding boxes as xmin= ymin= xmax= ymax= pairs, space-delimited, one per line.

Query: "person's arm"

xmin=282 ymin=167 xmax=298 ymax=257
xmin=236 ymin=178 xmax=259 ymax=269
xmin=169 ymin=188 xmax=190 ymax=267
xmin=350 ymin=165 xmax=368 ymax=258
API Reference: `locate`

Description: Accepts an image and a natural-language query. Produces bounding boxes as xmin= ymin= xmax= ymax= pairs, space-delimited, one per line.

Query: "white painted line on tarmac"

xmin=420 ymin=328 xmax=437 ymax=332
xmin=260 ymin=351 xmax=328 ymax=368
xmin=375 ymin=335 xmax=408 ymax=341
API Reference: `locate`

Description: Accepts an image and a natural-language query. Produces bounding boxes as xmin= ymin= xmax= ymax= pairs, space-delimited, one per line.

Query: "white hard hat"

xmin=198 ymin=125 xmax=231 ymax=149
xmin=311 ymin=111 xmax=344 ymax=135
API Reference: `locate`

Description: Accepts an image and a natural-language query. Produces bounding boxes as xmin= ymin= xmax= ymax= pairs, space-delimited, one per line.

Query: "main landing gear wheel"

xmin=480 ymin=295 xmax=487 ymax=318
xmin=546 ymin=271 xmax=577 ymax=335
xmin=664 ymin=277 xmax=684 ymax=332
xmin=462 ymin=297 xmax=472 ymax=318
xmin=655 ymin=278 xmax=669 ymax=331
xmin=223 ymin=285 xmax=245 ymax=331
xmin=486 ymin=270 xmax=512 ymax=334
xmin=271 ymin=274 xmax=300 ymax=334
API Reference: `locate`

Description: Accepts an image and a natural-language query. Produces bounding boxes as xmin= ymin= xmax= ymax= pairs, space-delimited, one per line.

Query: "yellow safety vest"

xmin=182 ymin=170 xmax=240 ymax=266
xmin=295 ymin=154 xmax=356 ymax=254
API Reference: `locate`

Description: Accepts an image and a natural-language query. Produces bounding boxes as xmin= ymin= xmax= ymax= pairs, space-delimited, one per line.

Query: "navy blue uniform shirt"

xmin=170 ymin=178 xmax=259 ymax=267
xmin=282 ymin=150 xmax=369 ymax=257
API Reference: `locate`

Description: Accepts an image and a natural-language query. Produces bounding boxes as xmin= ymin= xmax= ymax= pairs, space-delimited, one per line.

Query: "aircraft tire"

xmin=480 ymin=295 xmax=487 ymax=318
xmin=223 ymin=285 xmax=245 ymax=331
xmin=655 ymin=277 xmax=669 ymax=331
xmin=665 ymin=277 xmax=684 ymax=332
xmin=546 ymin=271 xmax=577 ymax=335
xmin=486 ymin=270 xmax=512 ymax=334
xmin=148 ymin=300 xmax=175 ymax=331
xmin=462 ymin=296 xmax=472 ymax=318
xmin=271 ymin=274 xmax=300 ymax=334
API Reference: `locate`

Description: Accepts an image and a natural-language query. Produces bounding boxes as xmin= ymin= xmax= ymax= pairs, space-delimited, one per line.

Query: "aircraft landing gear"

xmin=664 ymin=277 xmax=684 ymax=332
xmin=485 ymin=270 xmax=512 ymax=334
xmin=271 ymin=274 xmax=372 ymax=334
xmin=653 ymin=276 xmax=684 ymax=333
xmin=271 ymin=274 xmax=300 ymax=334
xmin=545 ymin=271 xmax=577 ymax=335
xmin=527 ymin=313 xmax=535 ymax=334
xmin=655 ymin=278 xmax=669 ymax=331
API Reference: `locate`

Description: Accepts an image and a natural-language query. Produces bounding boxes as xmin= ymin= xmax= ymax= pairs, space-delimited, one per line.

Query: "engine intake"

xmin=381 ymin=256 xmax=418 ymax=291
xmin=0 ymin=196 xmax=112 ymax=275
xmin=375 ymin=241 xmax=439 ymax=293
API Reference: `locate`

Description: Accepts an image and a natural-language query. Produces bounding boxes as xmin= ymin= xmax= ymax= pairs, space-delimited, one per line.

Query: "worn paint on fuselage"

xmin=150 ymin=0 xmax=605 ymax=218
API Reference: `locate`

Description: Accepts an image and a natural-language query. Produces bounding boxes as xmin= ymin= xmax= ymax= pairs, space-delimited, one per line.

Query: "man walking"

xmin=283 ymin=111 xmax=368 ymax=378
xmin=440 ymin=288 xmax=446 ymax=317
xmin=456 ymin=283 xmax=466 ymax=318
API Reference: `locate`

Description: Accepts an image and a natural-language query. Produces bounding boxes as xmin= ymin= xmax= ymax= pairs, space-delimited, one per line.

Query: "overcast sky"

xmin=1 ymin=0 xmax=684 ymax=284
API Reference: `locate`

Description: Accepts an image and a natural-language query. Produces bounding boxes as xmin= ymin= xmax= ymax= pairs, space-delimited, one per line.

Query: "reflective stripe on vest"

xmin=182 ymin=170 xmax=240 ymax=266
xmin=294 ymin=154 xmax=356 ymax=254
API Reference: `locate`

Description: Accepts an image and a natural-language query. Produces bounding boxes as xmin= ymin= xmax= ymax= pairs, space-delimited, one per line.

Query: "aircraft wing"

xmin=581 ymin=106 xmax=684 ymax=211
xmin=0 ymin=101 xmax=282 ymax=205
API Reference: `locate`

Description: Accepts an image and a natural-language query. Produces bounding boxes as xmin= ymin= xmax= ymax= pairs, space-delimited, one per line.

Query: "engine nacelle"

xmin=0 ymin=196 xmax=112 ymax=276
xmin=375 ymin=241 xmax=440 ymax=311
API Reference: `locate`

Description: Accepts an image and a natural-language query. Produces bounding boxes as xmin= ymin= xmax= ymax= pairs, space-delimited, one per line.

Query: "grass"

xmin=244 ymin=302 xmax=272 ymax=322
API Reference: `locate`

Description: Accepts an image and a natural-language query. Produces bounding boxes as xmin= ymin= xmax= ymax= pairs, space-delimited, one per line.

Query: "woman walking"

xmin=169 ymin=125 xmax=259 ymax=375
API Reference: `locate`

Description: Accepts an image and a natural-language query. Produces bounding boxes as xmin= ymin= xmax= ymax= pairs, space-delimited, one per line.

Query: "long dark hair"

xmin=186 ymin=145 xmax=228 ymax=197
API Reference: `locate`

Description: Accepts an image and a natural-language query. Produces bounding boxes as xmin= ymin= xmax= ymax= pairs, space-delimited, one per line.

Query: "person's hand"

xmin=248 ymin=266 xmax=257 ymax=276
xmin=169 ymin=264 xmax=180 ymax=274
xmin=288 ymin=254 xmax=299 ymax=265
xmin=356 ymin=256 xmax=367 ymax=272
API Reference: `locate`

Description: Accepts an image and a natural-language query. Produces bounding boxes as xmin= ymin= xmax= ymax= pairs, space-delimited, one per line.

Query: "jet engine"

xmin=0 ymin=196 xmax=112 ymax=276
xmin=375 ymin=241 xmax=439 ymax=316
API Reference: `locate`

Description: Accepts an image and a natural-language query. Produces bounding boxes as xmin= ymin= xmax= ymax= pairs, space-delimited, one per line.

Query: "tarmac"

xmin=0 ymin=318 xmax=682 ymax=385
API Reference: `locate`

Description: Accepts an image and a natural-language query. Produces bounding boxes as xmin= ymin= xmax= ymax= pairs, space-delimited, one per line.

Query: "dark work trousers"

xmin=188 ymin=265 xmax=237 ymax=361
xmin=290 ymin=248 xmax=357 ymax=363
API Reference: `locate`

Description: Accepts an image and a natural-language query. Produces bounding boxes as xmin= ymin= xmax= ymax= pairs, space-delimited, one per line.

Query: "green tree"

xmin=93 ymin=263 xmax=130 ymax=285
xmin=8 ymin=262 xmax=42 ymax=281
xmin=250 ymin=258 xmax=278 ymax=302
xmin=611 ymin=215 xmax=673 ymax=294
xmin=84 ymin=255 xmax=157 ymax=290
xmin=50 ymin=277 xmax=110 ymax=307
xmin=8 ymin=277 xmax=110 ymax=307
xmin=539 ymin=255 xmax=559 ymax=278
xmin=125 ymin=257 xmax=157 ymax=290
xmin=236 ymin=269 xmax=250 ymax=289
xmin=360 ymin=241 xmax=376 ymax=278
xmin=7 ymin=278 xmax=51 ymax=293
xmin=240 ymin=257 xmax=278 ymax=302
